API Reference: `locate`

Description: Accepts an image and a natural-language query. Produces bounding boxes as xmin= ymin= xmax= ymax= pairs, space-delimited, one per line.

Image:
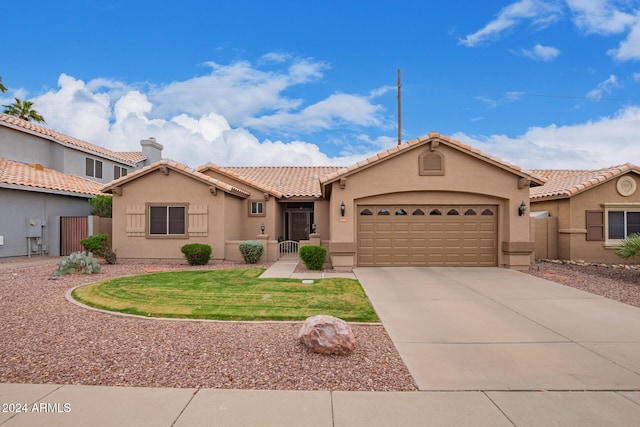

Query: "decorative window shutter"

xmin=125 ymin=205 xmax=146 ymax=236
xmin=188 ymin=205 xmax=208 ymax=236
xmin=585 ymin=210 xmax=605 ymax=241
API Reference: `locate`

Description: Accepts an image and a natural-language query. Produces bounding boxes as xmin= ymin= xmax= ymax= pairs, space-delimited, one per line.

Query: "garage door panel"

xmin=359 ymin=238 xmax=375 ymax=248
xmin=394 ymin=238 xmax=410 ymax=249
xmin=411 ymin=223 xmax=426 ymax=232
xmin=357 ymin=205 xmax=497 ymax=267
xmin=394 ymin=222 xmax=410 ymax=232
xmin=375 ymin=223 xmax=392 ymax=232
xmin=480 ymin=222 xmax=496 ymax=232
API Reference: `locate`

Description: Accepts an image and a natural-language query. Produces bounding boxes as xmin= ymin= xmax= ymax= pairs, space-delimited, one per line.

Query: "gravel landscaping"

xmin=529 ymin=260 xmax=640 ymax=308
xmin=1 ymin=257 xmax=638 ymax=391
xmin=0 ymin=259 xmax=416 ymax=391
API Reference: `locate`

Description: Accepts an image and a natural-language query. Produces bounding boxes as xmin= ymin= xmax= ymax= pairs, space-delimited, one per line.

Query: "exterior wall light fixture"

xmin=340 ymin=201 xmax=346 ymax=217
xmin=261 ymin=223 xmax=265 ymax=234
xmin=311 ymin=223 xmax=316 ymax=233
xmin=518 ymin=201 xmax=527 ymax=216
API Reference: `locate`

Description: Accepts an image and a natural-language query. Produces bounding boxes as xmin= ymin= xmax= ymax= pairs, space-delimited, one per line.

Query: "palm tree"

xmin=0 ymin=75 xmax=6 ymax=93
xmin=3 ymin=98 xmax=45 ymax=123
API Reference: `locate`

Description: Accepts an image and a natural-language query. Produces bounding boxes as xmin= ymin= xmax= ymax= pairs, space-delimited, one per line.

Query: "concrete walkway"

xmin=2 ymin=264 xmax=640 ymax=426
xmin=259 ymin=256 xmax=357 ymax=280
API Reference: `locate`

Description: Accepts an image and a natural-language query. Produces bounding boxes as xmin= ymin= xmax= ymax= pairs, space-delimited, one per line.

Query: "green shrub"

xmin=181 ymin=243 xmax=212 ymax=265
xmin=615 ymin=233 xmax=640 ymax=260
xmin=54 ymin=252 xmax=101 ymax=276
xmin=80 ymin=234 xmax=117 ymax=264
xmin=299 ymin=245 xmax=326 ymax=270
xmin=88 ymin=195 xmax=112 ymax=218
xmin=238 ymin=240 xmax=264 ymax=264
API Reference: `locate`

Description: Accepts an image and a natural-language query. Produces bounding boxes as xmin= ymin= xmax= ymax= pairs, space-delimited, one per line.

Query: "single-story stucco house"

xmin=530 ymin=164 xmax=640 ymax=263
xmin=101 ymin=133 xmax=544 ymax=271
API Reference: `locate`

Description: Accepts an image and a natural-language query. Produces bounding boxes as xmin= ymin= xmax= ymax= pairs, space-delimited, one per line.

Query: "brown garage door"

xmin=357 ymin=205 xmax=497 ymax=266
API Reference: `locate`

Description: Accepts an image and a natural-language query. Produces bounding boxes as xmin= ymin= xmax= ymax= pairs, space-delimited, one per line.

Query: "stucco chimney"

xmin=140 ymin=137 xmax=163 ymax=164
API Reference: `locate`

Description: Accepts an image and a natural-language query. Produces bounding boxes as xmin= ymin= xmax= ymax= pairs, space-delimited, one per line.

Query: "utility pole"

xmin=397 ymin=69 xmax=402 ymax=146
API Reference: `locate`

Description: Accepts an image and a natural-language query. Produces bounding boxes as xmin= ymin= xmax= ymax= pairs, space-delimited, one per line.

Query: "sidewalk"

xmin=1 ymin=383 xmax=639 ymax=426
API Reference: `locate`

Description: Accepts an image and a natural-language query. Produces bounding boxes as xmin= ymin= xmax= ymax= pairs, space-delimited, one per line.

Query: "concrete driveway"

xmin=354 ymin=267 xmax=640 ymax=392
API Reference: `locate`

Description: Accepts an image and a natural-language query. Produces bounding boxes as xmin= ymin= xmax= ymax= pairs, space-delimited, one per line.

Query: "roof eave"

xmin=0 ymin=182 xmax=100 ymax=198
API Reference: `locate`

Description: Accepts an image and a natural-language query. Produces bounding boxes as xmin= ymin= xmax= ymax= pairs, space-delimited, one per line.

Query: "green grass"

xmin=71 ymin=268 xmax=378 ymax=322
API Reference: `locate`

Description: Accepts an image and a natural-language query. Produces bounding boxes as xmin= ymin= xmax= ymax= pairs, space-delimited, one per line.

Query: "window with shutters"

xmin=148 ymin=205 xmax=187 ymax=236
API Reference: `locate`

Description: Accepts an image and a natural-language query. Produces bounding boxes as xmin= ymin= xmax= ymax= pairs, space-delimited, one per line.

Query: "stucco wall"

xmin=326 ymin=142 xmax=533 ymax=270
xmin=111 ymin=169 xmax=240 ymax=259
xmin=0 ymin=126 xmax=57 ymax=167
xmin=0 ymin=188 xmax=91 ymax=258
xmin=531 ymin=173 xmax=640 ymax=263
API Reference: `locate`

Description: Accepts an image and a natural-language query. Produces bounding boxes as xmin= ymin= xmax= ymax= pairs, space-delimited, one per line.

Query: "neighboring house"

xmin=0 ymin=113 xmax=162 ymax=184
xmin=101 ymin=133 xmax=544 ymax=271
xmin=0 ymin=158 xmax=103 ymax=257
xmin=530 ymin=164 xmax=640 ymax=263
xmin=0 ymin=113 xmax=163 ymax=258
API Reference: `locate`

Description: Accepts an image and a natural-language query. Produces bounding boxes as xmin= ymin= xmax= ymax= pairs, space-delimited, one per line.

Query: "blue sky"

xmin=3 ymin=0 xmax=640 ymax=169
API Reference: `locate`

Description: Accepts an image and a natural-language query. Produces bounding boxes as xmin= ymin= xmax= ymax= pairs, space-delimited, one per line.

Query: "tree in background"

xmin=0 ymin=75 xmax=6 ymax=93
xmin=3 ymin=98 xmax=46 ymax=123
xmin=89 ymin=195 xmax=112 ymax=218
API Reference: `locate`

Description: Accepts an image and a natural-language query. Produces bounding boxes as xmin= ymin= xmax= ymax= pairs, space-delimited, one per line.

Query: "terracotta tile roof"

xmin=0 ymin=157 xmax=103 ymax=197
xmin=529 ymin=163 xmax=640 ymax=200
xmin=199 ymin=164 xmax=342 ymax=198
xmin=102 ymin=159 xmax=251 ymax=198
xmin=320 ymin=132 xmax=543 ymax=185
xmin=0 ymin=113 xmax=146 ymax=166
xmin=197 ymin=133 xmax=542 ymax=198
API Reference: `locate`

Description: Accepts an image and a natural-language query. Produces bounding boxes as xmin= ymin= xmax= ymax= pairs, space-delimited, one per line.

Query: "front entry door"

xmin=290 ymin=212 xmax=309 ymax=241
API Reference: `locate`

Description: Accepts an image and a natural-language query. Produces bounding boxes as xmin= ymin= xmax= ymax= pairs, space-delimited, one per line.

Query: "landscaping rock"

xmin=298 ymin=315 xmax=355 ymax=355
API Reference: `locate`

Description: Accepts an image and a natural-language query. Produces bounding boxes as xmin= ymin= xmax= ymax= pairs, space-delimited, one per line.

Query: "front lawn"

xmin=71 ymin=268 xmax=378 ymax=322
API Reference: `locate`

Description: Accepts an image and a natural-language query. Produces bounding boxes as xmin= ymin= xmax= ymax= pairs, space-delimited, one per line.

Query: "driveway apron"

xmin=354 ymin=267 xmax=640 ymax=391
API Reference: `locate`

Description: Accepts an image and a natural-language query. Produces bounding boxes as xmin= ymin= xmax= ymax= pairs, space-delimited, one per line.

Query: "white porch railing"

xmin=278 ymin=240 xmax=299 ymax=259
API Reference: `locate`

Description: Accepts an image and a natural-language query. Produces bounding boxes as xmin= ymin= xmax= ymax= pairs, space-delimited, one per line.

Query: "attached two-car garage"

xmin=357 ymin=205 xmax=498 ymax=267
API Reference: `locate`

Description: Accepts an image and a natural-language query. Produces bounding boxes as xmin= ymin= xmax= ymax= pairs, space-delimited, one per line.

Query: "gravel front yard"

xmin=0 ymin=260 xmax=416 ymax=391
xmin=1 ymin=258 xmax=638 ymax=391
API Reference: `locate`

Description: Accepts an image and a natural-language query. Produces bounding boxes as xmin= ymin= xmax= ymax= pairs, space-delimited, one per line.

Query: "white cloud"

xmin=452 ymin=105 xmax=640 ymax=169
xmin=26 ymin=56 xmax=389 ymax=167
xmin=586 ymin=74 xmax=620 ymax=100
xmin=34 ymin=74 xmax=112 ymax=144
xmin=459 ymin=0 xmax=562 ymax=47
xmin=244 ymin=93 xmax=386 ymax=133
xmin=565 ymin=0 xmax=637 ymax=35
xmin=609 ymin=17 xmax=640 ymax=60
xmin=521 ymin=44 xmax=561 ymax=61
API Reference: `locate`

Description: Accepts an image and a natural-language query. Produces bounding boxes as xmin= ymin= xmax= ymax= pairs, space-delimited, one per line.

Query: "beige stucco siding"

xmin=531 ymin=173 xmax=640 ymax=263
xmin=328 ymin=143 xmax=532 ymax=269
xmin=111 ymin=169 xmax=234 ymax=259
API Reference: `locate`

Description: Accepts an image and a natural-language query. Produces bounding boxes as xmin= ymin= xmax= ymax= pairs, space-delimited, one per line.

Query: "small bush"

xmin=299 ymin=245 xmax=326 ymax=270
xmin=239 ymin=240 xmax=264 ymax=264
xmin=181 ymin=243 xmax=212 ymax=265
xmin=54 ymin=252 xmax=101 ymax=276
xmin=615 ymin=233 xmax=640 ymax=260
xmin=80 ymin=234 xmax=117 ymax=264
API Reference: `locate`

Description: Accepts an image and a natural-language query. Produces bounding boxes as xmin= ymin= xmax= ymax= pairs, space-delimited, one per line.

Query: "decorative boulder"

xmin=298 ymin=315 xmax=355 ymax=355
